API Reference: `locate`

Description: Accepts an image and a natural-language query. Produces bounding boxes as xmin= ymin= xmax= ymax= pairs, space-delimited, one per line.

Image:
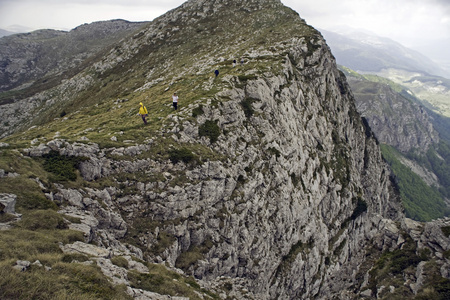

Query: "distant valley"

xmin=322 ymin=29 xmax=450 ymax=117
xmin=314 ymin=28 xmax=450 ymax=221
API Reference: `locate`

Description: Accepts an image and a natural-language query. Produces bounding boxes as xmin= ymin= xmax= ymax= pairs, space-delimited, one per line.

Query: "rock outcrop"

xmin=350 ymin=78 xmax=439 ymax=153
xmin=1 ymin=0 xmax=449 ymax=299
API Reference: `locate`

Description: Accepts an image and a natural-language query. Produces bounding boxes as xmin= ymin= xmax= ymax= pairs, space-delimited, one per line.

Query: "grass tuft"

xmin=18 ymin=209 xmax=67 ymax=231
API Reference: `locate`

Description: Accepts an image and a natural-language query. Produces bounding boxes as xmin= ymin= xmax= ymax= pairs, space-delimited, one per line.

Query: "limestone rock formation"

xmin=1 ymin=0 xmax=449 ymax=299
xmin=349 ymin=78 xmax=439 ymax=153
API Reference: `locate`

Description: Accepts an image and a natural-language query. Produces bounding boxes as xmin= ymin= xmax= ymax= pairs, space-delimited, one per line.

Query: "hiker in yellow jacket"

xmin=138 ymin=102 xmax=148 ymax=124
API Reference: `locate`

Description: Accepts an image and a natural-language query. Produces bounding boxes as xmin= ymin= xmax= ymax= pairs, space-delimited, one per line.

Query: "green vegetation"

xmin=192 ymin=104 xmax=204 ymax=118
xmin=406 ymin=141 xmax=450 ymax=199
xmin=240 ymin=98 xmax=256 ymax=119
xmin=0 ymin=148 xmax=184 ymax=298
xmin=111 ymin=256 xmax=129 ymax=269
xmin=342 ymin=66 xmax=450 ymax=222
xmin=381 ymin=144 xmax=449 ymax=221
xmin=42 ymin=150 xmax=86 ymax=182
xmin=415 ymin=271 xmax=450 ymax=300
xmin=0 ymin=1 xmax=327 ymax=299
xmin=0 ymin=261 xmax=131 ymax=300
xmin=0 ymin=210 xmax=127 ymax=299
xmin=18 ymin=209 xmax=67 ymax=231
xmin=340 ymin=66 xmax=405 ymax=93
xmin=0 ymin=151 xmax=57 ymax=212
xmin=128 ymin=262 xmax=219 ymax=300
xmin=61 ymin=253 xmax=90 ymax=263
xmin=368 ymin=234 xmax=450 ymax=300
xmin=441 ymin=226 xmax=450 ymax=237
xmin=368 ymin=235 xmax=419 ymax=297
xmin=422 ymin=108 xmax=450 ymax=142
xmin=0 ymin=212 xmax=16 ymax=223
xmin=0 ymin=147 xmax=219 ymax=299
xmin=168 ymin=147 xmax=197 ymax=164
xmin=198 ymin=120 xmax=221 ymax=143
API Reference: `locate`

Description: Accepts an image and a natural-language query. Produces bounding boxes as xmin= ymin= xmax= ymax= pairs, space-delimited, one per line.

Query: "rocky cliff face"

xmin=1 ymin=0 xmax=449 ymax=299
xmin=348 ymin=77 xmax=439 ymax=153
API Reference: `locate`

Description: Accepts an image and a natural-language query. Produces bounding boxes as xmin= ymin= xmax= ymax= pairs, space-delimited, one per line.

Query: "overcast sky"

xmin=1 ymin=0 xmax=449 ymax=51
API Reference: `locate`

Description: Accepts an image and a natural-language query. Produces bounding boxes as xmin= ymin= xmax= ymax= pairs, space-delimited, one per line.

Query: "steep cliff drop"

xmin=2 ymin=0 xmax=450 ymax=299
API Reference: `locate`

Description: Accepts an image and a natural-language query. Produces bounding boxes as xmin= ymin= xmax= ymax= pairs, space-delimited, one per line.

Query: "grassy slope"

xmin=380 ymin=144 xmax=448 ymax=221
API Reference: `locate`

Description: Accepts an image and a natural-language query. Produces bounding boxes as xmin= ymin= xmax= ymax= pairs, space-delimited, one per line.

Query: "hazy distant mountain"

xmin=0 ymin=29 xmax=15 ymax=38
xmin=413 ymin=38 xmax=450 ymax=76
xmin=321 ymin=29 xmax=450 ymax=78
xmin=0 ymin=19 xmax=148 ymax=93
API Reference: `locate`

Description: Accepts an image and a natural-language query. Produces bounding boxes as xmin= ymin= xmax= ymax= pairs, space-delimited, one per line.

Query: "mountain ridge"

xmin=0 ymin=19 xmax=148 ymax=93
xmin=341 ymin=67 xmax=450 ymax=221
xmin=0 ymin=0 xmax=450 ymax=299
xmin=321 ymin=29 xmax=450 ymax=78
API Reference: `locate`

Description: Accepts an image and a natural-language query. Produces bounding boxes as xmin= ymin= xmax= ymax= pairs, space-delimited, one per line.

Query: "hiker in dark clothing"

xmin=214 ymin=69 xmax=219 ymax=77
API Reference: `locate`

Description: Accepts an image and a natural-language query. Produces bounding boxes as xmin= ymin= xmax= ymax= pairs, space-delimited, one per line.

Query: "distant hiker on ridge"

xmin=138 ymin=102 xmax=148 ymax=124
xmin=214 ymin=69 xmax=219 ymax=77
xmin=172 ymin=92 xmax=178 ymax=110
xmin=233 ymin=59 xmax=236 ymax=67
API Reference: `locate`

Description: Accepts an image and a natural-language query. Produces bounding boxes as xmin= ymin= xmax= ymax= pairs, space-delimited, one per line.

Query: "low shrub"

xmin=168 ymin=148 xmax=196 ymax=164
xmin=42 ymin=150 xmax=85 ymax=181
xmin=198 ymin=120 xmax=220 ymax=143
xmin=240 ymin=98 xmax=255 ymax=119
xmin=111 ymin=256 xmax=129 ymax=269
xmin=441 ymin=226 xmax=450 ymax=237
xmin=192 ymin=105 xmax=204 ymax=118
xmin=175 ymin=251 xmax=203 ymax=271
xmin=238 ymin=74 xmax=257 ymax=82
xmin=151 ymin=231 xmax=177 ymax=255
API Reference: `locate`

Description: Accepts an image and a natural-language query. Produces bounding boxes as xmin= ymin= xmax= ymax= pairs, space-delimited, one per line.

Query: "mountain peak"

xmin=3 ymin=1 xmax=448 ymax=299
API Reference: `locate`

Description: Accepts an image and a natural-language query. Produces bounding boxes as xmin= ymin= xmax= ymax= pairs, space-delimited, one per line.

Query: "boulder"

xmin=13 ymin=260 xmax=30 ymax=272
xmin=0 ymin=193 xmax=17 ymax=214
xmin=60 ymin=241 xmax=112 ymax=258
